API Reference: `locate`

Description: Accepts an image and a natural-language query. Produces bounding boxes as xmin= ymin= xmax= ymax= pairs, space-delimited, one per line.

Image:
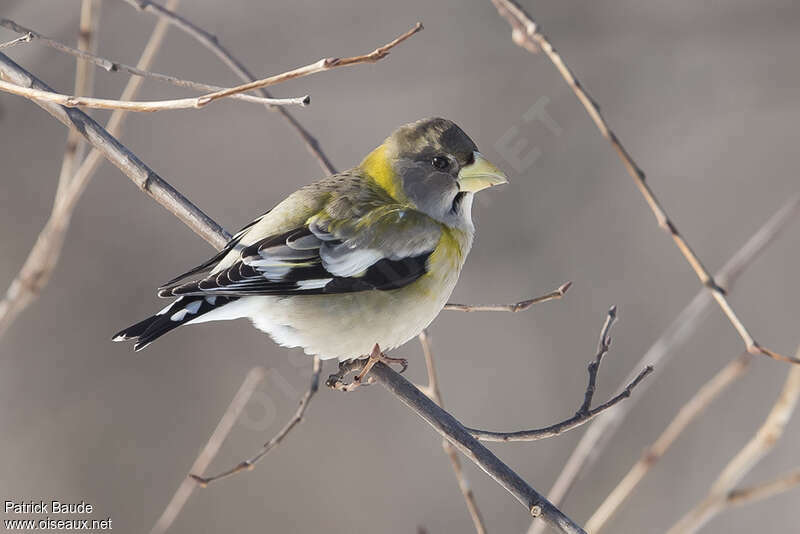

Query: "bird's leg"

xmin=353 ymin=344 xmax=408 ymax=383
xmin=326 ymin=344 xmax=408 ymax=392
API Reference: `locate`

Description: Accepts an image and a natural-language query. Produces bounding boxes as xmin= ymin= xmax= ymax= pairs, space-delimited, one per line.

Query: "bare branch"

xmin=0 ymin=3 xmax=179 ymax=338
xmin=667 ymin=352 xmax=800 ymax=534
xmin=466 ymin=308 xmax=653 ymax=442
xmin=0 ymin=19 xmax=308 ymax=108
xmin=726 ymin=469 xmax=800 ymax=508
xmin=120 ymin=0 xmax=338 ymax=174
xmin=370 ymin=362 xmax=586 ymax=533
xmin=191 ymin=357 xmax=322 ymax=486
xmin=55 ymin=0 xmax=101 ymax=199
xmin=526 ymin=197 xmax=800 ymax=534
xmin=0 ymin=22 xmax=422 ymax=112
xmin=0 ymin=32 xmax=31 ymax=50
xmin=489 ymin=0 xmax=795 ymax=365
xmin=418 ymin=331 xmax=487 ymax=534
xmin=0 ymin=77 xmax=307 ymax=111
xmin=445 ymin=281 xmax=572 ymax=312
xmin=195 ymin=23 xmax=423 ymax=106
xmin=149 ymin=366 xmax=266 ymax=534
xmin=585 ymin=352 xmax=753 ymax=533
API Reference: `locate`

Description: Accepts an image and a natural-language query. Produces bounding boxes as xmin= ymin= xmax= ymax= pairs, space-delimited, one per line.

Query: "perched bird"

xmin=113 ymin=118 xmax=507 ymax=362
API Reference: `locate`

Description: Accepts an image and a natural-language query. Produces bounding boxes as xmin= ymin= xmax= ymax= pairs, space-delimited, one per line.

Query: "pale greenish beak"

xmin=457 ymin=152 xmax=508 ymax=193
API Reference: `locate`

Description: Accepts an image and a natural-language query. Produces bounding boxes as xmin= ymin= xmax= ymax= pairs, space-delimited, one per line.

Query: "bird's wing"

xmin=158 ymin=176 xmax=443 ymax=298
xmin=158 ymin=210 xmax=271 ymax=288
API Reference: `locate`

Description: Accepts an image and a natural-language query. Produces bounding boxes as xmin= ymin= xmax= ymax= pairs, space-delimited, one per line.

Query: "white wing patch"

xmin=296 ymin=278 xmax=333 ymax=290
xmin=319 ymin=245 xmax=384 ymax=278
xmin=170 ymin=299 xmax=202 ymax=322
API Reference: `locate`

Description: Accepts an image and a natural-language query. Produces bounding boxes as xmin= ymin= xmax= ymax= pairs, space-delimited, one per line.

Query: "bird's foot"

xmin=326 ymin=344 xmax=408 ymax=392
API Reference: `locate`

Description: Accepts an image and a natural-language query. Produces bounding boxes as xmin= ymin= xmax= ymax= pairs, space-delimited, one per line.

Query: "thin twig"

xmin=466 ymin=308 xmax=653 ymax=442
xmin=418 ymin=331 xmax=487 ymax=534
xmin=0 ymin=77 xmax=307 ymax=111
xmin=490 ymin=0 xmax=795 ymax=366
xmin=470 ymin=368 xmax=652 ymax=443
xmin=445 ymin=281 xmax=571 ymax=312
xmin=0 ymin=32 xmax=31 ymax=50
xmin=527 ymin=196 xmax=800 ymax=534
xmin=195 ymin=23 xmax=423 ymax=106
xmin=581 ymin=307 xmax=617 ymax=413
xmin=0 ymin=19 xmax=307 ymax=107
xmin=667 ymin=351 xmax=800 ymax=534
xmin=585 ymin=352 xmax=753 ymax=533
xmin=0 ymin=3 xmax=179 ymax=338
xmin=190 ymin=357 xmax=322 ymax=486
xmin=119 ymin=0 xmax=338 ymax=174
xmin=150 ymin=366 xmax=266 ymax=534
xmin=726 ymin=469 xmax=800 ymax=507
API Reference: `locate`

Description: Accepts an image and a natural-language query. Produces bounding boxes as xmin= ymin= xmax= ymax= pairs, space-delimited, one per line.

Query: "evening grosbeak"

xmin=113 ymin=118 xmax=508 ymax=360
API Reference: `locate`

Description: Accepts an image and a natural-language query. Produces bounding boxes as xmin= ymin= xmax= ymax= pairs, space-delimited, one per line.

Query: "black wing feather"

xmin=158 ymin=210 xmax=270 ymax=292
xmin=158 ymin=223 xmax=433 ymax=298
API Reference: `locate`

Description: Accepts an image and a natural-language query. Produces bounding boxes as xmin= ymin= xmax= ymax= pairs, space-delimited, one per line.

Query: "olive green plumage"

xmin=113 ymin=118 xmax=507 ymax=359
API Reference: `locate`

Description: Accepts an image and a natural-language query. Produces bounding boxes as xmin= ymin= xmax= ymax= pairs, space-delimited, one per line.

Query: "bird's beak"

xmin=457 ymin=152 xmax=508 ymax=193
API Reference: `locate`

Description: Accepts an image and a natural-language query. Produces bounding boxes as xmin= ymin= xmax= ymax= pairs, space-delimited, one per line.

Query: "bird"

xmin=113 ymin=117 xmax=507 ymax=366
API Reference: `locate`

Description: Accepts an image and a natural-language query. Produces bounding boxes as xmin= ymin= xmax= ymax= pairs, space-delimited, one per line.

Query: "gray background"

xmin=1 ymin=1 xmax=799 ymax=532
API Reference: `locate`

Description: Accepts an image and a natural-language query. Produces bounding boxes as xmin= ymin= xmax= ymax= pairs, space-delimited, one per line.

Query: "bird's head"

xmin=359 ymin=117 xmax=508 ymax=226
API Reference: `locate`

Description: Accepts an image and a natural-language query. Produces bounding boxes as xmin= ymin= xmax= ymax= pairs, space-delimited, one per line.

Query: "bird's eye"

xmin=432 ymin=156 xmax=450 ymax=170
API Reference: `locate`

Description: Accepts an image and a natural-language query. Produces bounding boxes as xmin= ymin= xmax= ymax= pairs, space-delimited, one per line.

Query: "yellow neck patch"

xmin=359 ymin=144 xmax=407 ymax=202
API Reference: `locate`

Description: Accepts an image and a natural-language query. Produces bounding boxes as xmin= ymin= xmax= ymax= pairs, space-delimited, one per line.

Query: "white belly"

xmin=248 ymin=267 xmax=460 ymax=360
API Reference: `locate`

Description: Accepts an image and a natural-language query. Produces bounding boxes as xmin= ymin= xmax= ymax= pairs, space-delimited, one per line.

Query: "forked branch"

xmin=667 ymin=357 xmax=800 ymax=534
xmin=0 ymin=19 xmax=298 ymax=107
xmin=445 ymin=281 xmax=571 ymax=312
xmin=466 ymin=307 xmax=653 ymax=442
xmin=586 ymin=352 xmax=753 ymax=533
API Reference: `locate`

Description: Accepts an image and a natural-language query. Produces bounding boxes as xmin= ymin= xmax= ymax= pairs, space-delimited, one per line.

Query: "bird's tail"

xmin=112 ymin=295 xmax=236 ymax=351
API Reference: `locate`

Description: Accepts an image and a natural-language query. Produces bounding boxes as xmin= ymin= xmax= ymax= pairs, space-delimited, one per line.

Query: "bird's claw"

xmin=326 ymin=344 xmax=408 ymax=392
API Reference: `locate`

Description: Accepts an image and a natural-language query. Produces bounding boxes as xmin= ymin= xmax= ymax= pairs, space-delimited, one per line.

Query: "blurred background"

xmin=1 ymin=1 xmax=799 ymax=532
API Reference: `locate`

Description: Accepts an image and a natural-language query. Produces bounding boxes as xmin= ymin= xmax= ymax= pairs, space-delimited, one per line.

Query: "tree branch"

xmin=0 ymin=20 xmax=419 ymax=112
xmin=194 ymin=23 xmax=422 ymax=106
xmin=585 ymin=352 xmax=753 ymax=533
xmin=667 ymin=352 xmax=800 ymax=534
xmin=190 ymin=357 xmax=322 ymax=486
xmin=0 ymin=19 xmax=301 ymax=107
xmin=526 ymin=196 xmax=800 ymax=534
xmin=418 ymin=331 xmax=487 ymax=534
xmin=55 ymin=0 xmax=101 ymax=200
xmin=465 ymin=307 xmax=653 ymax=442
xmin=149 ymin=366 xmax=266 ymax=534
xmin=0 ymin=2 xmax=180 ymax=338
xmin=0 ymin=77 xmax=307 ymax=111
xmin=489 ymin=0 xmax=795 ymax=365
xmin=445 ymin=281 xmax=571 ymax=312
xmin=726 ymin=469 xmax=800 ymax=508
xmin=370 ymin=362 xmax=586 ymax=534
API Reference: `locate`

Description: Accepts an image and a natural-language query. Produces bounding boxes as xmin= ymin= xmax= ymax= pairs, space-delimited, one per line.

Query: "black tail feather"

xmin=112 ymin=296 xmax=236 ymax=351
